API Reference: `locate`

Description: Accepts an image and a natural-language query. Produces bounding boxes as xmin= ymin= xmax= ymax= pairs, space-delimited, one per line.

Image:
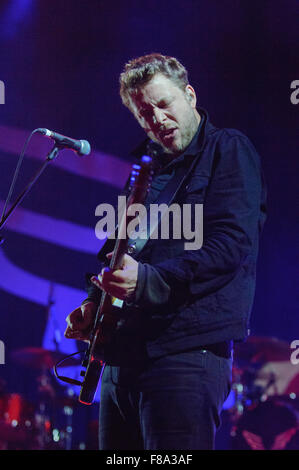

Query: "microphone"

xmin=36 ymin=128 xmax=91 ymax=156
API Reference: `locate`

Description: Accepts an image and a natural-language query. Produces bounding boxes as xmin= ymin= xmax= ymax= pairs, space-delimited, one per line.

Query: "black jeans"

xmin=99 ymin=348 xmax=232 ymax=450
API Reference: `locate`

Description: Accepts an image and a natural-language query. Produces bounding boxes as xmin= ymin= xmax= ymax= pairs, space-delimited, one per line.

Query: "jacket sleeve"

xmin=133 ymin=133 xmax=266 ymax=309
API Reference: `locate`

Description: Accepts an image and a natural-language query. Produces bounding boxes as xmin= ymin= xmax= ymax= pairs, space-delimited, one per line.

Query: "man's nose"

xmin=152 ymin=107 xmax=166 ymax=126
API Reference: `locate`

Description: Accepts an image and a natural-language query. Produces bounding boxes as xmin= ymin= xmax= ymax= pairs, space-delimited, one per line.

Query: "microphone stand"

xmin=0 ymin=144 xmax=61 ymax=245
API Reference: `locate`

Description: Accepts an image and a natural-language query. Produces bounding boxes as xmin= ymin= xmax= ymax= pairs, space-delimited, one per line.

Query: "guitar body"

xmin=78 ymin=156 xmax=153 ymax=405
xmin=78 ymin=354 xmax=103 ymax=405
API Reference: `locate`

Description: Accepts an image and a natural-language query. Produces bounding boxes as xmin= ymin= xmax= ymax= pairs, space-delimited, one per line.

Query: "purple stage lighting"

xmin=1 ymin=0 xmax=35 ymax=39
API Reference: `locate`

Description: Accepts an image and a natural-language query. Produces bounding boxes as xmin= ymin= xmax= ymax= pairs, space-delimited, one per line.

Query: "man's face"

xmin=129 ymin=73 xmax=200 ymax=157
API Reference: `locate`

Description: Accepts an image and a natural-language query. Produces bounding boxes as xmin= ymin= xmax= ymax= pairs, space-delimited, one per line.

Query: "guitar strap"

xmin=97 ymin=149 xmax=202 ymax=263
xmin=130 ymin=152 xmax=204 ymax=260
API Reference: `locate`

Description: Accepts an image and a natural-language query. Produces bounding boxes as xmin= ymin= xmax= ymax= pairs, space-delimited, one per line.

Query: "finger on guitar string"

xmin=64 ymin=303 xmax=96 ymax=339
xmin=91 ymin=276 xmax=134 ymax=300
xmin=64 ymin=327 xmax=90 ymax=342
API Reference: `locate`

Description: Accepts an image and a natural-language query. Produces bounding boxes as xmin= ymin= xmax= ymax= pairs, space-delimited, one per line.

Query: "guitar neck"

xmin=91 ymin=157 xmax=153 ymax=342
xmin=78 ymin=156 xmax=153 ymax=404
xmin=91 ymin=199 xmax=133 ymax=341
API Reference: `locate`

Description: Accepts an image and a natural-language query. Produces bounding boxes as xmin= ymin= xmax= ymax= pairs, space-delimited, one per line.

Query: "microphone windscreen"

xmin=79 ymin=140 xmax=91 ymax=156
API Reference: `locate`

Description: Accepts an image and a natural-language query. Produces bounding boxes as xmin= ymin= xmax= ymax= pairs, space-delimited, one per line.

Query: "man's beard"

xmin=160 ymin=116 xmax=199 ymax=157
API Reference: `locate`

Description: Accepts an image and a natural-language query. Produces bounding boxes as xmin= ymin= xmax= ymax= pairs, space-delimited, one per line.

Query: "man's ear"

xmin=185 ymin=85 xmax=197 ymax=107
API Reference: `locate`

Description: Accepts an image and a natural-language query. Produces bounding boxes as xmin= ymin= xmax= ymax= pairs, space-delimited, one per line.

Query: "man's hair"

xmin=119 ymin=53 xmax=189 ymax=109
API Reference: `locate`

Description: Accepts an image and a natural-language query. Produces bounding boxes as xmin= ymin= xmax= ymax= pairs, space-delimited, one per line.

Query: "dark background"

xmin=0 ymin=0 xmax=298 ymax=450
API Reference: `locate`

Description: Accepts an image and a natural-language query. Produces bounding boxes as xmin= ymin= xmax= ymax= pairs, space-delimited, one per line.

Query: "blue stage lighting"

xmin=1 ymin=0 xmax=35 ymax=39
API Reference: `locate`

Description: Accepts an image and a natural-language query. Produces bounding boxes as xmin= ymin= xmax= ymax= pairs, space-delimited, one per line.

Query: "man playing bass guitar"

xmin=65 ymin=53 xmax=266 ymax=450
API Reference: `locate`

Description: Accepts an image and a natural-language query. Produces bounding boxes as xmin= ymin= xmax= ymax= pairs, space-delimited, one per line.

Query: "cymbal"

xmin=234 ymin=336 xmax=291 ymax=364
xmin=11 ymin=347 xmax=80 ymax=369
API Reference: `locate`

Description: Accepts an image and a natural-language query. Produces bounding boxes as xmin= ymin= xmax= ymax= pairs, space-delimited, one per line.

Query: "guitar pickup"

xmin=112 ymin=297 xmax=124 ymax=308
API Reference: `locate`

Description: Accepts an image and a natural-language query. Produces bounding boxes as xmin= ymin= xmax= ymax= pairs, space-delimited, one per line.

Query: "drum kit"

xmin=1 ymin=336 xmax=299 ymax=450
xmin=226 ymin=336 xmax=299 ymax=450
xmin=0 ymin=347 xmax=86 ymax=450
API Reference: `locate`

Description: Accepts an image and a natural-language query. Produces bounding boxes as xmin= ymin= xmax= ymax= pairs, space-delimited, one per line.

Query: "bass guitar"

xmin=78 ymin=155 xmax=153 ymax=405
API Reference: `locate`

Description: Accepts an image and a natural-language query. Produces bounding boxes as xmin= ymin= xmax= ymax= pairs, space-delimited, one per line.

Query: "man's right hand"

xmin=64 ymin=301 xmax=97 ymax=341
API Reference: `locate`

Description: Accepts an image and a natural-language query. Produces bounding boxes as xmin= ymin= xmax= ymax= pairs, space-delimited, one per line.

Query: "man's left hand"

xmin=91 ymin=252 xmax=138 ymax=301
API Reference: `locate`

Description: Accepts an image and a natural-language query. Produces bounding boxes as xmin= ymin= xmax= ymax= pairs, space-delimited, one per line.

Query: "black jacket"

xmin=85 ymin=108 xmax=267 ymax=362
